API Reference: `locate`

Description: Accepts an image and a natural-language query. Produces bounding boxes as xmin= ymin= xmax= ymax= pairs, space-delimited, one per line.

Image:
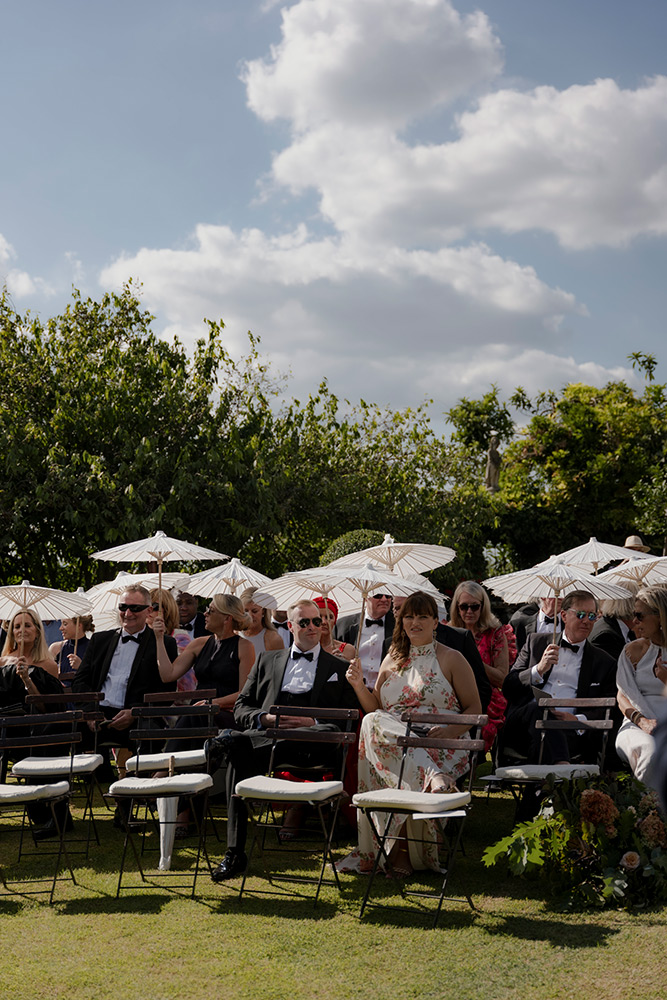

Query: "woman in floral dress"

xmin=339 ymin=591 xmax=481 ymax=876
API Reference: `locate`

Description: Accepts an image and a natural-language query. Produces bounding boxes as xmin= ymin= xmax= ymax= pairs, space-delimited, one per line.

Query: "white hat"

xmin=624 ymin=534 xmax=650 ymax=553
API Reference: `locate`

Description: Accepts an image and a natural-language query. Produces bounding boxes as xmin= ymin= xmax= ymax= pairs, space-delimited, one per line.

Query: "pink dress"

xmin=475 ymin=624 xmax=517 ymax=751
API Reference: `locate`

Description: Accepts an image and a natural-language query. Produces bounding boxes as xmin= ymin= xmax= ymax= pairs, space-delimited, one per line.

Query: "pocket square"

xmin=326 ymin=673 xmax=339 ymax=683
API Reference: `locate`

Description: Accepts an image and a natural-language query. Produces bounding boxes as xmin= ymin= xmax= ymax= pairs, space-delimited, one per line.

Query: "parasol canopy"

xmin=184 ymin=558 xmax=271 ymax=599
xmin=327 ymin=533 xmax=455 ymax=577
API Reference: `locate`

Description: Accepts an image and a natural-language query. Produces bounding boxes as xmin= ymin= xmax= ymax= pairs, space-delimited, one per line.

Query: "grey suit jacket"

xmin=234 ymin=647 xmax=360 ymax=731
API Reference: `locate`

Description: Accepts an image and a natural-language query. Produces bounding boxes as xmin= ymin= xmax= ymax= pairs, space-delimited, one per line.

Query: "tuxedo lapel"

xmin=100 ymin=630 xmax=121 ymax=682
xmin=311 ymin=650 xmax=336 ymax=703
xmin=576 ymin=641 xmax=594 ymax=697
xmin=126 ymin=628 xmax=152 ymax=694
xmin=269 ymin=650 xmax=290 ymax=704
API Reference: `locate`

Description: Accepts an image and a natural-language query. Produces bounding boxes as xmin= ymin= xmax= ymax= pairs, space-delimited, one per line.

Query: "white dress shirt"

xmin=357 ymin=619 xmax=385 ymax=689
xmin=100 ymin=628 xmax=145 ymax=708
xmin=536 ymin=611 xmax=563 ymax=635
xmin=282 ymin=643 xmax=321 ymax=694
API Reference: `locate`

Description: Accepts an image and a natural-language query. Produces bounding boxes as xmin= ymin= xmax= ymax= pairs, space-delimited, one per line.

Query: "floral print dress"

xmin=339 ymin=641 xmax=467 ymax=873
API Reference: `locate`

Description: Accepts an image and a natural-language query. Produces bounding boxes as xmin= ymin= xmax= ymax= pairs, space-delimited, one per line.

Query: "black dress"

xmin=165 ymin=635 xmax=243 ymax=751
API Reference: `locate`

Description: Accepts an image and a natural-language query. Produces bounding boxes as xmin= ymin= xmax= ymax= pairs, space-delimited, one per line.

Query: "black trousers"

xmin=212 ymin=726 xmax=341 ymax=852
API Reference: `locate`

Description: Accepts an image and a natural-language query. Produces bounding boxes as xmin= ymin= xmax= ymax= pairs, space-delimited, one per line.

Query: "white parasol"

xmin=184 ymin=558 xmax=272 ymax=598
xmin=327 ymin=533 xmax=456 ymax=577
xmin=536 ymin=536 xmax=654 ymax=575
xmin=484 ymin=558 xmax=633 ymax=642
xmin=91 ymin=531 xmax=227 ymax=611
xmin=0 ymin=581 xmax=92 ymax=658
xmin=596 ymin=555 xmax=667 ymax=589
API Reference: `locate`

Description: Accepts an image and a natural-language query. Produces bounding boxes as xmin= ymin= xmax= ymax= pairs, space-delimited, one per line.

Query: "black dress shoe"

xmin=211 ymin=850 xmax=247 ymax=882
xmin=33 ymin=813 xmax=74 ymax=841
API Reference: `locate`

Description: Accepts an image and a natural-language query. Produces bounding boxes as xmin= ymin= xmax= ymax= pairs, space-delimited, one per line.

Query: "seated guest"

xmin=49 ymin=615 xmax=94 ymax=679
xmin=153 ymin=593 xmax=255 ymax=732
xmin=148 ymin=588 xmax=196 ymax=689
xmin=510 ymin=597 xmax=563 ymax=653
xmin=0 ymin=609 xmax=63 ymax=709
xmin=615 ymin=586 xmax=667 ymax=788
xmin=502 ymin=590 xmax=617 ymax=766
xmin=335 ymin=593 xmax=394 ymax=689
xmin=73 ymin=588 xmax=178 ymax=810
xmin=239 ymin=587 xmax=284 ymax=655
xmin=339 ymin=591 xmax=481 ymax=876
xmin=391 ymin=595 xmax=492 ymax=711
xmin=449 ymin=581 xmax=516 ymax=751
xmin=175 ymin=591 xmax=208 ymax=637
xmin=589 ymin=595 xmax=637 ymax=661
xmin=313 ymin=597 xmax=355 ymax=662
xmin=208 ymin=599 xmax=360 ymax=881
xmin=1 ymin=610 xmax=59 ymax=679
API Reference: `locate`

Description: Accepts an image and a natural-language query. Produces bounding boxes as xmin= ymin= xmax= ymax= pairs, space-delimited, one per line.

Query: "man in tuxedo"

xmin=510 ymin=597 xmax=563 ymax=653
xmin=176 ymin=591 xmax=208 ymax=638
xmin=209 ymin=599 xmax=360 ymax=881
xmin=73 ymin=587 xmax=178 ymax=744
xmin=589 ymin=598 xmax=636 ymax=661
xmin=501 ymin=590 xmax=617 ymax=765
xmin=335 ymin=593 xmax=394 ymax=689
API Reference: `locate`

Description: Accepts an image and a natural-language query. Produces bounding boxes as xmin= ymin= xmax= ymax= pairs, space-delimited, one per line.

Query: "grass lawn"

xmin=0 ymin=789 xmax=664 ymax=1000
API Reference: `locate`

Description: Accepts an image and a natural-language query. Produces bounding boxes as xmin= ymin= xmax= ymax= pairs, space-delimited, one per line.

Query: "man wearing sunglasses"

xmin=501 ymin=590 xmax=618 ymax=769
xmin=73 ymin=587 xmax=178 ymax=742
xmin=209 ymin=599 xmax=361 ymax=882
xmin=335 ymin=593 xmax=395 ymax=689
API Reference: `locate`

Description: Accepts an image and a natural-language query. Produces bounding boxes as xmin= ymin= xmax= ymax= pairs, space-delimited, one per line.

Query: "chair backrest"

xmin=0 ymin=710 xmax=83 ymax=782
xmin=265 ymin=705 xmax=360 ymax=781
xmin=398 ymin=710 xmax=488 ymax=793
xmin=535 ymin=696 xmax=616 ymax=768
xmin=129 ymin=689 xmax=219 ymax=770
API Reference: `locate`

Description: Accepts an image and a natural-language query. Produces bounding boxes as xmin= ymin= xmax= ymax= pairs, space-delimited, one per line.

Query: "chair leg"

xmin=358 ymin=809 xmax=395 ymax=918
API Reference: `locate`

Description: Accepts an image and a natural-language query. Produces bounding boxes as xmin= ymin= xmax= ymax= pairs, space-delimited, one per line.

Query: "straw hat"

xmin=624 ymin=534 xmax=650 ymax=553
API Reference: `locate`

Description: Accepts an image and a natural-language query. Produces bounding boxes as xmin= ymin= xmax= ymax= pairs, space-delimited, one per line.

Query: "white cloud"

xmin=243 ymin=0 xmax=502 ymax=131
xmin=0 ymin=233 xmax=15 ymax=265
xmin=0 ymin=234 xmax=54 ymax=298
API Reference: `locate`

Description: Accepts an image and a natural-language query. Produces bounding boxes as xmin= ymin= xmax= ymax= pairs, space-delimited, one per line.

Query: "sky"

xmin=1 ymin=0 xmax=666 ymax=417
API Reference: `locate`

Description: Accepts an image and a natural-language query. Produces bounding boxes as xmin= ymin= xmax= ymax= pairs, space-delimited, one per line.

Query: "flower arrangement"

xmin=483 ymin=773 xmax=667 ymax=909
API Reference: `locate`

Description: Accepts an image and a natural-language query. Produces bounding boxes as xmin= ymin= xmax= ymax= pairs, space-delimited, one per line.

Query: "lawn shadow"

xmin=481 ymin=912 xmax=622 ymax=948
xmin=57 ymin=891 xmax=184 ymax=916
xmin=206 ymin=889 xmax=340 ymax=921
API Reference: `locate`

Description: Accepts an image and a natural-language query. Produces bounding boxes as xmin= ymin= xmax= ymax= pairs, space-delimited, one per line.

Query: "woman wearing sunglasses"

xmin=615 ymin=585 xmax=667 ymax=788
xmin=449 ymin=581 xmax=516 ymax=751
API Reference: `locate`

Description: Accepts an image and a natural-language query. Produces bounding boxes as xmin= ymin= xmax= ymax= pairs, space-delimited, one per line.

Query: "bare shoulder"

xmin=264 ymin=630 xmax=284 ymax=651
xmin=624 ymin=637 xmax=649 ymax=667
xmin=434 ymin=641 xmax=467 ymax=674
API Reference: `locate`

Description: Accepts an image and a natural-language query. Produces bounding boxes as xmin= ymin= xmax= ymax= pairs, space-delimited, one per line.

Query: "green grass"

xmin=0 ymin=790 xmax=665 ymax=1000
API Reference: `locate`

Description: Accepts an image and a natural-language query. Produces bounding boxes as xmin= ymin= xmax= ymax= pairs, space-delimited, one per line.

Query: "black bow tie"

xmin=292 ymin=650 xmax=314 ymax=662
xmin=182 ymin=622 xmax=194 ymax=632
xmin=560 ymin=640 xmax=580 ymax=653
xmin=627 ymin=630 xmax=636 ymax=642
xmin=121 ymin=634 xmax=141 ymax=644
xmin=366 ymin=618 xmax=384 ymax=627
xmin=543 ymin=615 xmax=555 ymax=624
xmin=274 ymin=621 xmax=290 ymax=630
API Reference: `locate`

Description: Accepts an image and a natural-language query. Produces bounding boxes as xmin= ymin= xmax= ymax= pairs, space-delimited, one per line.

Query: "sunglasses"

xmin=568 ymin=611 xmax=598 ymax=622
xmin=118 ymin=603 xmax=151 ymax=614
xmin=459 ymin=602 xmax=481 ymax=612
xmin=294 ymin=617 xmax=322 ymax=628
xmin=372 ymin=594 xmax=392 ymax=600
xmin=632 ymin=610 xmax=655 ymax=621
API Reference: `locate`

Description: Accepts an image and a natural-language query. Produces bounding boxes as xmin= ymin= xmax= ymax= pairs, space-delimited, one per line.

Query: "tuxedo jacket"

xmin=503 ymin=632 xmax=617 ymax=711
xmin=72 ymin=628 xmax=177 ymax=708
xmin=233 ymin=647 xmax=360 ymax=732
xmin=509 ymin=607 xmax=563 ymax=653
xmin=335 ymin=611 xmax=395 ymax=647
xmin=588 ymin=616 xmax=627 ymax=662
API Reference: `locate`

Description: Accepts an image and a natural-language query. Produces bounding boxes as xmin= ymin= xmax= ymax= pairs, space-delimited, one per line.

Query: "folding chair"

xmin=12 ymin=692 xmax=105 ymax=856
xmin=235 ymin=705 xmax=359 ymax=904
xmin=483 ymin=697 xmax=616 ymax=817
xmin=107 ymin=695 xmax=218 ymax=898
xmin=353 ymin=710 xmax=487 ymax=927
xmin=0 ymin=710 xmax=83 ymax=903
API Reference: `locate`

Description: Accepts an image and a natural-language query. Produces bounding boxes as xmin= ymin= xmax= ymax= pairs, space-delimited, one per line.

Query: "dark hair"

xmin=561 ymin=590 xmax=598 ymax=613
xmin=390 ymin=591 xmax=438 ymax=667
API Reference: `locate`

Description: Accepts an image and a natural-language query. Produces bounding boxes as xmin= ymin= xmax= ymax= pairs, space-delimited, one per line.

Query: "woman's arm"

xmin=345 ymin=655 xmax=388 ymax=713
xmin=209 ymin=637 xmax=256 ymax=710
xmin=48 ymin=640 xmax=64 ymax=662
xmin=617 ymin=680 xmax=657 ymax=734
xmin=153 ymin=617 xmax=206 ymax=682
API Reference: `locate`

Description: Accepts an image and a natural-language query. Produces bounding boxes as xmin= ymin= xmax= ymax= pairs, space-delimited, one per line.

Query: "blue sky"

xmin=2 ymin=0 xmax=666 ymax=414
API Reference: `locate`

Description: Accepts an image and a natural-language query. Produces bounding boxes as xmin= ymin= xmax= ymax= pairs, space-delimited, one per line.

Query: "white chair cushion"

xmin=12 ymin=754 xmax=104 ymax=778
xmin=0 ymin=780 xmax=70 ymax=803
xmin=124 ymin=750 xmax=207 ymax=773
xmin=352 ymin=787 xmax=471 ymax=813
xmin=494 ymin=764 xmax=600 ymax=780
xmin=235 ymin=776 xmax=344 ymax=802
xmin=109 ymin=774 xmax=213 ymax=797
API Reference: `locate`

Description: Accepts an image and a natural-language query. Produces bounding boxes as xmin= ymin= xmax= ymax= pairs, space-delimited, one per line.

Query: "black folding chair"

xmin=353 ymin=710 xmax=487 ymax=927
xmin=235 ymin=705 xmax=359 ymax=904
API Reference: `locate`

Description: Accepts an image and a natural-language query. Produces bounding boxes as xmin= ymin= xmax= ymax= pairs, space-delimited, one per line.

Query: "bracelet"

xmin=630 ymin=709 xmax=643 ymax=725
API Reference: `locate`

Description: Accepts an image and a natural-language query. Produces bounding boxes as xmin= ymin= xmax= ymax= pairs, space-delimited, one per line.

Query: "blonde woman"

xmin=239 ymin=586 xmax=284 ymax=655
